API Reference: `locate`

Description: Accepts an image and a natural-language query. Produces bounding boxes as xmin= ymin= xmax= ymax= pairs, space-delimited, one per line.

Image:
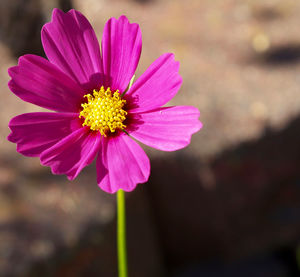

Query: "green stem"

xmin=117 ymin=189 xmax=128 ymax=277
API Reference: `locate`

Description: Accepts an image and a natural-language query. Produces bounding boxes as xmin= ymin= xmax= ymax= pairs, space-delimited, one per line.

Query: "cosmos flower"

xmin=7 ymin=9 xmax=202 ymax=193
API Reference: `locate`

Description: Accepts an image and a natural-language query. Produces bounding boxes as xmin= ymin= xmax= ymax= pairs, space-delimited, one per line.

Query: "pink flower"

xmin=7 ymin=9 xmax=202 ymax=193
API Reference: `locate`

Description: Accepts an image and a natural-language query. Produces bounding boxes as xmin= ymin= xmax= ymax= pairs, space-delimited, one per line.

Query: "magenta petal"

xmin=40 ymin=128 xmax=101 ymax=180
xmin=97 ymin=134 xmax=150 ymax=194
xmin=42 ymin=9 xmax=102 ymax=89
xmin=125 ymin=53 xmax=182 ymax=113
xmin=8 ymin=54 xmax=84 ymax=112
xmin=8 ymin=112 xmax=81 ymax=157
xmin=102 ymin=15 xmax=142 ymax=92
xmin=129 ymin=106 xmax=202 ymax=151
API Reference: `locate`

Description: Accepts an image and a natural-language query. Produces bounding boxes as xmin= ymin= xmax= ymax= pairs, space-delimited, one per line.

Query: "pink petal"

xmin=8 ymin=54 xmax=84 ymax=112
xmin=40 ymin=128 xmax=101 ymax=180
xmin=128 ymin=106 xmax=202 ymax=151
xmin=97 ymin=134 xmax=150 ymax=193
xmin=42 ymin=9 xmax=103 ymax=90
xmin=8 ymin=112 xmax=81 ymax=157
xmin=101 ymin=15 xmax=142 ymax=92
xmin=125 ymin=53 xmax=182 ymax=113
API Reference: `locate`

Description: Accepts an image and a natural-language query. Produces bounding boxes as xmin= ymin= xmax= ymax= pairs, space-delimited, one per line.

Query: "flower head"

xmin=7 ymin=9 xmax=202 ymax=193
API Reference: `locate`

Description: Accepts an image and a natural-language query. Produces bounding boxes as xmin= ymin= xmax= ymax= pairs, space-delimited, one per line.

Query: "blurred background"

xmin=1 ymin=0 xmax=300 ymax=276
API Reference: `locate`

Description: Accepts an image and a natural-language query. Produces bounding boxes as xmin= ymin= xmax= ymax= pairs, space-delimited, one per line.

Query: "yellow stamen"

xmin=79 ymin=86 xmax=127 ymax=136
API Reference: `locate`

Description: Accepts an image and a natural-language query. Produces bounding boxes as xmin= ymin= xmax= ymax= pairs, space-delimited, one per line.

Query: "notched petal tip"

xmin=118 ymin=15 xmax=130 ymax=21
xmin=129 ymin=105 xmax=202 ymax=151
xmin=196 ymin=119 xmax=203 ymax=132
xmin=51 ymin=8 xmax=64 ymax=20
xmin=162 ymin=53 xmax=182 ymax=74
xmin=67 ymin=9 xmax=80 ymax=16
xmin=41 ymin=8 xmax=66 ymax=39
xmin=96 ymin=135 xmax=150 ymax=194
xmin=17 ymin=54 xmax=40 ymax=68
xmin=40 ymin=128 xmax=101 ymax=180
xmin=105 ymin=183 xmax=139 ymax=194
xmin=102 ymin=13 xmax=142 ymax=92
xmin=126 ymin=52 xmax=182 ymax=113
xmin=7 ymin=66 xmax=19 ymax=78
xmin=7 ymin=131 xmax=15 ymax=143
xmin=42 ymin=7 xmax=103 ymax=87
xmin=119 ymin=15 xmax=141 ymax=31
xmin=47 ymin=8 xmax=87 ymax=29
xmin=108 ymin=14 xmax=139 ymax=26
xmin=7 ymin=79 xmax=15 ymax=92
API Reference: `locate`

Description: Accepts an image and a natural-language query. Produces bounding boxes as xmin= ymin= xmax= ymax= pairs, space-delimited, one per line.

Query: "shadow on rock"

xmin=255 ymin=43 xmax=300 ymax=66
xmin=146 ymin=115 xmax=300 ymax=275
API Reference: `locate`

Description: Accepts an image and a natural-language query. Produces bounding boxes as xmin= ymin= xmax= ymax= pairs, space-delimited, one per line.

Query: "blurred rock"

xmin=147 ymin=116 xmax=300 ymax=273
xmin=2 ymin=0 xmax=300 ymax=276
xmin=257 ymin=43 xmax=300 ymax=66
xmin=0 ymin=0 xmax=72 ymax=57
xmin=174 ymin=254 xmax=294 ymax=277
xmin=132 ymin=0 xmax=153 ymax=4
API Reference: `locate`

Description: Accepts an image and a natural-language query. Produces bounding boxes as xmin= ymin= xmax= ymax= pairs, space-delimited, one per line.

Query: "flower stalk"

xmin=117 ymin=189 xmax=128 ymax=277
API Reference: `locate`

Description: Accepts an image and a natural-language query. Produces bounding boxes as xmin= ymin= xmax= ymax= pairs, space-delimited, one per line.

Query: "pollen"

xmin=79 ymin=86 xmax=127 ymax=136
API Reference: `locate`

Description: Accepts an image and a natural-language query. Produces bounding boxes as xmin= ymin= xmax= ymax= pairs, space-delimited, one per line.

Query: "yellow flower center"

xmin=79 ymin=86 xmax=127 ymax=136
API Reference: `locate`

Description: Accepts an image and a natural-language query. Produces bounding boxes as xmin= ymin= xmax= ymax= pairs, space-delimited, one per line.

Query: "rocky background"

xmin=1 ymin=0 xmax=300 ymax=276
